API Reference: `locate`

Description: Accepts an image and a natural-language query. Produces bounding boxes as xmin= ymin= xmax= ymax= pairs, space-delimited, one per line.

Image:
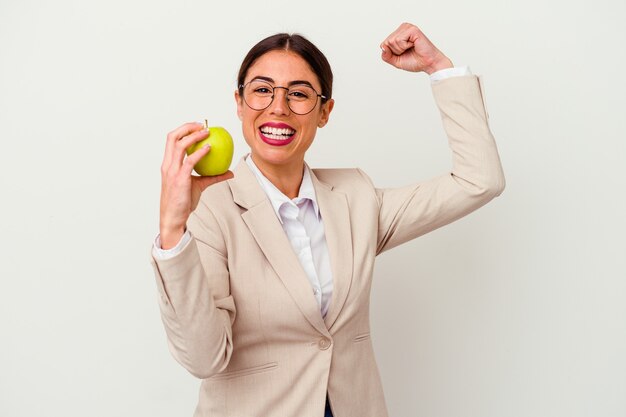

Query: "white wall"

xmin=1 ymin=0 xmax=624 ymax=416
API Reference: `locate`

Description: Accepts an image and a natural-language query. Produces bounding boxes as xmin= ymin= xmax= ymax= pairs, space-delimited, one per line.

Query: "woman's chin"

xmin=251 ymin=148 xmax=294 ymax=167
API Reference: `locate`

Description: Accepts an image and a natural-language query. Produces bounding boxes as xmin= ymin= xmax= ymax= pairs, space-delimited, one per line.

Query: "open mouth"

xmin=259 ymin=123 xmax=296 ymax=146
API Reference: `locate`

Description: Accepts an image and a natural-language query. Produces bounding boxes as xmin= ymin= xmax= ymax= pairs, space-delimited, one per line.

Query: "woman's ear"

xmin=318 ymin=99 xmax=334 ymax=128
xmin=235 ymin=90 xmax=243 ymax=121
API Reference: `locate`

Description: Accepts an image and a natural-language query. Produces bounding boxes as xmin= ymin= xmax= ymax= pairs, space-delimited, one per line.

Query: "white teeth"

xmin=260 ymin=126 xmax=296 ymax=140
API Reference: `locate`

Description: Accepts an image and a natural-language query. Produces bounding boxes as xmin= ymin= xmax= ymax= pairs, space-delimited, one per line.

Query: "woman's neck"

xmin=250 ymin=155 xmax=304 ymax=199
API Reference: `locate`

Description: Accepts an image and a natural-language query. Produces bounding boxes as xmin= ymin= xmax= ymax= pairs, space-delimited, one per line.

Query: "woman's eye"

xmin=255 ymin=88 xmax=272 ymax=94
xmin=289 ymin=90 xmax=309 ymax=99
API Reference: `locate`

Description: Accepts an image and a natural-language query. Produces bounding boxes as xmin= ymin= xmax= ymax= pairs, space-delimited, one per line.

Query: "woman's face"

xmin=235 ymin=50 xmax=334 ymax=171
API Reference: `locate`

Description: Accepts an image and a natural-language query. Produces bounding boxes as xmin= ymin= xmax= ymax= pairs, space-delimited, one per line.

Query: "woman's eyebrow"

xmin=251 ymin=75 xmax=275 ymax=83
xmin=250 ymin=76 xmax=314 ymax=88
xmin=288 ymin=80 xmax=314 ymax=88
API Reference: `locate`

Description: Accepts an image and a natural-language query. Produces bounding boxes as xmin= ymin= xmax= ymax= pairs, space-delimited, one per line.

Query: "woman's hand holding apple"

xmin=380 ymin=23 xmax=453 ymax=74
xmin=159 ymin=122 xmax=234 ymax=249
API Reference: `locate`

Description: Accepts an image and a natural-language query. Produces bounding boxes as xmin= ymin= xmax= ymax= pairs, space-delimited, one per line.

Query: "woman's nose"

xmin=268 ymin=87 xmax=290 ymax=115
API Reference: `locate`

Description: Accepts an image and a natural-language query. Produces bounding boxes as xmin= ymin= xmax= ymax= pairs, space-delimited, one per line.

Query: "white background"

xmin=1 ymin=0 xmax=625 ymax=416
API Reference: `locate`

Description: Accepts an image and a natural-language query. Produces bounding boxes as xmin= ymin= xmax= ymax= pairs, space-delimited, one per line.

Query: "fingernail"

xmin=202 ymin=143 xmax=210 ymax=149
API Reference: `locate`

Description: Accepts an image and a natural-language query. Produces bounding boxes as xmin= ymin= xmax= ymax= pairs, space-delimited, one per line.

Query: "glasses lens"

xmin=287 ymin=84 xmax=318 ymax=114
xmin=243 ymin=80 xmax=274 ymax=111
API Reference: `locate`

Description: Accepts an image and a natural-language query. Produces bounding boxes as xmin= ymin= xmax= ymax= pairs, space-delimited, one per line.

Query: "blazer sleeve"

xmin=150 ymin=200 xmax=235 ymax=379
xmin=373 ymin=75 xmax=505 ymax=255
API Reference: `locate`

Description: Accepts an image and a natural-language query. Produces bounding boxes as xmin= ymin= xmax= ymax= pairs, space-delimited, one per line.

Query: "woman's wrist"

xmin=159 ymin=225 xmax=186 ymax=250
xmin=424 ymin=54 xmax=453 ymax=75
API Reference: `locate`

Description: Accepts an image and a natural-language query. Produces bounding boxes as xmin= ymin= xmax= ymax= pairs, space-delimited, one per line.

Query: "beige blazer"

xmin=151 ymin=75 xmax=505 ymax=417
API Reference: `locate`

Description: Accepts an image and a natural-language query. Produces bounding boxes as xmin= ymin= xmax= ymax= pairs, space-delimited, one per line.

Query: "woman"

xmin=152 ymin=22 xmax=504 ymax=417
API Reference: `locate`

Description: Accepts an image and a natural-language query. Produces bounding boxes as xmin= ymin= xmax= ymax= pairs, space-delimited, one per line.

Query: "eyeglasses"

xmin=239 ymin=80 xmax=326 ymax=115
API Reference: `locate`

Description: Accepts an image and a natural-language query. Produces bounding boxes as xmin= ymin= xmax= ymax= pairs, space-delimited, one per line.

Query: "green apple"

xmin=186 ymin=125 xmax=234 ymax=176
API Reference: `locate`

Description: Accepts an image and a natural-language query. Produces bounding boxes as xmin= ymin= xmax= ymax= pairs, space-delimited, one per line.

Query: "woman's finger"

xmin=181 ymin=141 xmax=212 ymax=174
xmin=381 ymin=23 xmax=416 ymax=55
xmin=380 ymin=37 xmax=405 ymax=56
xmin=389 ymin=36 xmax=409 ymax=55
xmin=174 ymin=128 xmax=210 ymax=167
xmin=194 ymin=170 xmax=235 ymax=190
xmin=380 ymin=46 xmax=393 ymax=63
xmin=162 ymin=122 xmax=205 ymax=171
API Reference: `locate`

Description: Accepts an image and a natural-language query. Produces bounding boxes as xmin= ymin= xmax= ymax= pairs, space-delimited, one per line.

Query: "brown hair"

xmin=237 ymin=33 xmax=333 ymax=103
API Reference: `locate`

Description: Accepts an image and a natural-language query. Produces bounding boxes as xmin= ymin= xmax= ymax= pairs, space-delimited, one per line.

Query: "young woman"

xmin=152 ymin=22 xmax=504 ymax=417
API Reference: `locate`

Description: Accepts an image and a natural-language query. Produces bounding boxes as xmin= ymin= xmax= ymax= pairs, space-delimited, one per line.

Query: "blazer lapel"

xmin=229 ymin=159 xmax=328 ymax=335
xmin=311 ymin=171 xmax=354 ymax=331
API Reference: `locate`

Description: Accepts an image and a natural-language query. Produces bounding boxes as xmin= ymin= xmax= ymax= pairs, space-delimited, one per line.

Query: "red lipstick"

xmin=258 ymin=122 xmax=296 ymax=147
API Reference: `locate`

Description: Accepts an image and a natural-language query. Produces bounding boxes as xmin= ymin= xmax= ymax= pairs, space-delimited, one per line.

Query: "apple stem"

xmin=204 ymin=119 xmax=208 ymax=130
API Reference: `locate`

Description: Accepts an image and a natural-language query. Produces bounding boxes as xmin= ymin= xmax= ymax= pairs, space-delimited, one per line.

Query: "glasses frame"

xmin=238 ymin=81 xmax=327 ymax=115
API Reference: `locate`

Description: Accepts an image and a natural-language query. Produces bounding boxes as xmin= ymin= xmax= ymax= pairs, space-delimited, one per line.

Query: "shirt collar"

xmin=245 ymin=155 xmax=320 ymax=223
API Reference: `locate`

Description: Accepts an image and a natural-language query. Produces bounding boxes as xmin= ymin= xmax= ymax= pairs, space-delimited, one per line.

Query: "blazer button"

xmin=318 ymin=337 xmax=331 ymax=350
